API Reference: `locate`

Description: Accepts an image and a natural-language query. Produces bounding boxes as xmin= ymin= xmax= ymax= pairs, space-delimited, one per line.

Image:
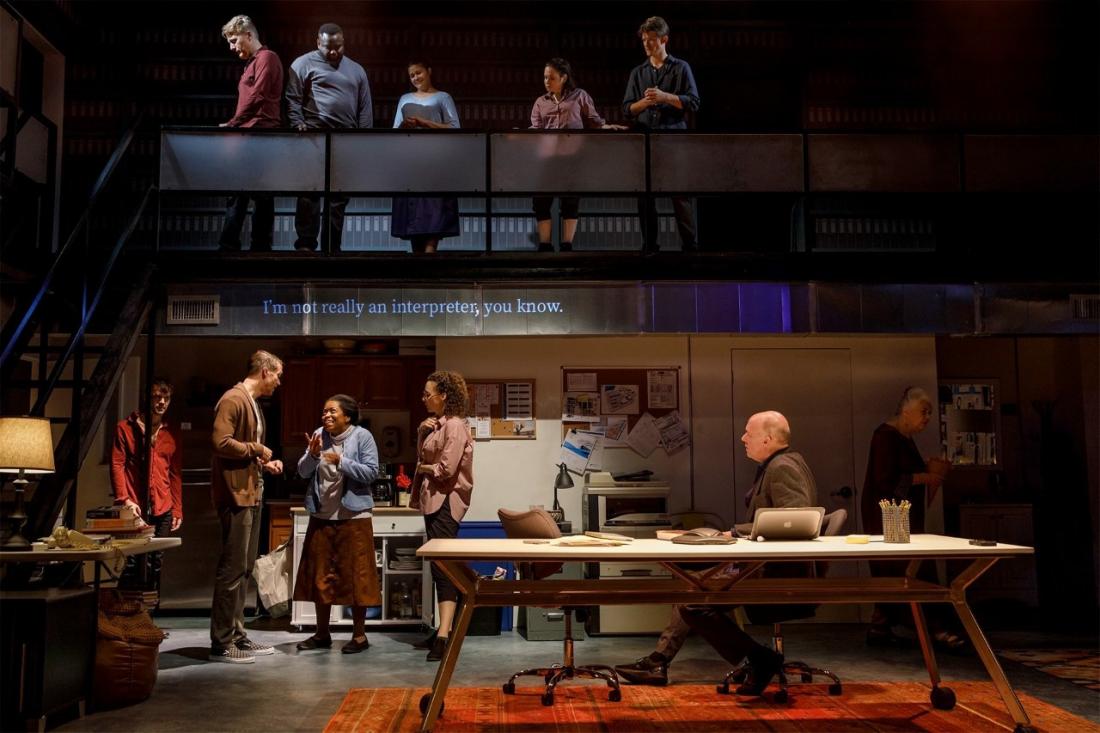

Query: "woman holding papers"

xmin=413 ymin=370 xmax=474 ymax=661
xmin=293 ymin=394 xmax=381 ymax=654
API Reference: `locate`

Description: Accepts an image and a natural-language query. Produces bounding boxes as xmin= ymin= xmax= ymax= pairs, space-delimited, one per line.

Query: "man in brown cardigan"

xmin=209 ymin=350 xmax=284 ymax=663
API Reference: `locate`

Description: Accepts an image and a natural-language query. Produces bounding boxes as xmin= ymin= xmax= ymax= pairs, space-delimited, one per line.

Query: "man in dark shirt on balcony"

xmin=217 ymin=15 xmax=283 ymax=252
xmin=622 ymin=16 xmax=700 ymax=253
xmin=286 ymin=23 xmax=374 ymax=252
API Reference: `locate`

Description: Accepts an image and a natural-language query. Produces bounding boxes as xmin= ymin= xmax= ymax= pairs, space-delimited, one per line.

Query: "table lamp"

xmin=551 ymin=462 xmax=574 ymax=524
xmin=0 ymin=416 xmax=56 ymax=551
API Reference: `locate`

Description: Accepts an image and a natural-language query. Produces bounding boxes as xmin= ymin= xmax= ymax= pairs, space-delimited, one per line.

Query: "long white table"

xmin=417 ymin=534 xmax=1036 ymax=733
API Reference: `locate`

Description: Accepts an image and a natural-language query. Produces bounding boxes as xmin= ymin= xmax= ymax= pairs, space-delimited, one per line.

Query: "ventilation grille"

xmin=1071 ymin=294 xmax=1100 ymax=321
xmin=167 ymin=295 xmax=220 ymax=325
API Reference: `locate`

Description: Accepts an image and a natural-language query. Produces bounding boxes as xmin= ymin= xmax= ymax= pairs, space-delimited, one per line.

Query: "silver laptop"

xmin=746 ymin=507 xmax=826 ymax=541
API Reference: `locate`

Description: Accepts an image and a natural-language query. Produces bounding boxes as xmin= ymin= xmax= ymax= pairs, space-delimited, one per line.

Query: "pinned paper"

xmin=626 ymin=412 xmax=661 ymax=458
xmin=654 ymin=410 xmax=690 ymax=454
xmin=566 ymin=372 xmax=598 ymax=391
xmin=563 ymin=392 xmax=600 ymax=420
xmin=505 ymin=382 xmax=533 ymax=419
xmin=561 ymin=429 xmax=599 ymax=474
xmin=601 ymin=384 xmax=640 ymax=415
xmin=647 ymin=370 xmax=678 ymax=409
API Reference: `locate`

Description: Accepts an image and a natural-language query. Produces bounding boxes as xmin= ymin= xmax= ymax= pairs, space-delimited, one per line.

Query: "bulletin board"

xmin=560 ymin=367 xmax=681 ymax=440
xmin=465 ymin=379 xmax=537 ymax=440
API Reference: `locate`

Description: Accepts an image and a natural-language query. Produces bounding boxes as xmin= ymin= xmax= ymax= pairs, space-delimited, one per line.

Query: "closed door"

xmin=731 ymin=348 xmax=860 ymax=620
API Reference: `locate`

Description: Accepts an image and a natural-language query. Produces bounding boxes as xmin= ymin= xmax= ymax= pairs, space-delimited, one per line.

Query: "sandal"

xmin=866 ymin=625 xmax=912 ymax=648
xmin=932 ymin=631 xmax=971 ymax=655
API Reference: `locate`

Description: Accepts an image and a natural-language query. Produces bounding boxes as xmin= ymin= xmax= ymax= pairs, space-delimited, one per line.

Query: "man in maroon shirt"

xmin=111 ymin=379 xmax=183 ymax=593
xmin=217 ymin=15 xmax=284 ymax=252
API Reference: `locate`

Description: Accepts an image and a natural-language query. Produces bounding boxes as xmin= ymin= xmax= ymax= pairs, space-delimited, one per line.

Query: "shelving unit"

xmin=290 ymin=508 xmax=432 ymax=629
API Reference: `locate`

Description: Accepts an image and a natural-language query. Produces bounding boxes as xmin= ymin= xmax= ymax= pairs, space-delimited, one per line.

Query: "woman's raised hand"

xmin=418 ymin=417 xmax=439 ymax=434
xmin=305 ymin=431 xmax=323 ymax=458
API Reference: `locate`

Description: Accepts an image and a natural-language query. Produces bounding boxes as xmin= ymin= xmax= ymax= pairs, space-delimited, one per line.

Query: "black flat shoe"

xmin=296 ymin=635 xmax=332 ymax=651
xmin=866 ymin=626 xmax=912 ymax=648
xmin=342 ymin=636 xmax=370 ymax=654
xmin=738 ymin=649 xmax=782 ymax=697
xmin=426 ymin=636 xmax=448 ymax=662
xmin=412 ymin=630 xmax=438 ymax=650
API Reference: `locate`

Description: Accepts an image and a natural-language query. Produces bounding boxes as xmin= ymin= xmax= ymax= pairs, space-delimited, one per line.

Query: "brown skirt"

xmin=293 ymin=515 xmax=382 ymax=607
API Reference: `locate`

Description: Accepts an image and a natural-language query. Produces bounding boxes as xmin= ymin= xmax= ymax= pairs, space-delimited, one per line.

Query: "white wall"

xmin=438 ymin=334 xmax=941 ymax=530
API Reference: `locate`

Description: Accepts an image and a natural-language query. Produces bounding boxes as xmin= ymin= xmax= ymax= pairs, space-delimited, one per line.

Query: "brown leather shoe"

xmin=613 ymin=654 xmax=669 ymax=685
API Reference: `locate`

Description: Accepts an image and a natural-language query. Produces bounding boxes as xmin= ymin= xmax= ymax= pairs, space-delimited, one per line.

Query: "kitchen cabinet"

xmin=290 ymin=508 xmax=432 ymax=628
xmin=281 ymin=356 xmax=429 ymax=445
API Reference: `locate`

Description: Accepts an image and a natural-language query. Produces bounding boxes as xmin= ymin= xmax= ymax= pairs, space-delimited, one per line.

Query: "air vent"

xmin=813 ymin=217 xmax=936 ymax=251
xmin=167 ymin=295 xmax=220 ymax=325
xmin=1070 ymin=294 xmax=1100 ymax=321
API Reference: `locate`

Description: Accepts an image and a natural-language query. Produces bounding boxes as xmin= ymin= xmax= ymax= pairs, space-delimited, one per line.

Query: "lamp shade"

xmin=554 ymin=462 xmax=574 ymax=490
xmin=0 ymin=417 xmax=56 ymax=474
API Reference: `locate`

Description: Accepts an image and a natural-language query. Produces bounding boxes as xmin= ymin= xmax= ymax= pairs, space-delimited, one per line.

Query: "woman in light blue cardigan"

xmin=293 ymin=394 xmax=380 ymax=654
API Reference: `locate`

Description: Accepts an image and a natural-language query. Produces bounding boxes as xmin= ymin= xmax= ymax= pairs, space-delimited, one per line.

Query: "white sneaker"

xmin=235 ymin=637 xmax=275 ymax=656
xmin=210 ymin=646 xmax=255 ymax=664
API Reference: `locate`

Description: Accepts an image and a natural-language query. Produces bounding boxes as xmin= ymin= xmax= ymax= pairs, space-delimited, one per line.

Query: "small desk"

xmin=417 ymin=534 xmax=1036 ymax=733
xmin=0 ymin=538 xmax=181 ymax=732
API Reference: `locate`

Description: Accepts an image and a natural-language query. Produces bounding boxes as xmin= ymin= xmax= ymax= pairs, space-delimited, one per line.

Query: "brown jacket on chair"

xmin=210 ymin=383 xmax=267 ymax=508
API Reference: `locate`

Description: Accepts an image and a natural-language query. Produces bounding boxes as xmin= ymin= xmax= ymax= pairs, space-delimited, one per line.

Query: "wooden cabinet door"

xmin=281 ymin=358 xmax=319 ymax=444
xmin=363 ymin=358 xmax=406 ymax=409
xmin=319 ymin=358 xmax=367 ymax=406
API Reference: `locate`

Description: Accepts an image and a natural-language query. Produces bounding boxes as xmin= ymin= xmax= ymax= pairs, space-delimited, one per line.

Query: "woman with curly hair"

xmin=412 ymin=370 xmax=474 ymax=660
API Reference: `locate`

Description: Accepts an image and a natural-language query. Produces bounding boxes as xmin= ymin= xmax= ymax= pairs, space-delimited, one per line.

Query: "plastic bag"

xmin=254 ymin=540 xmax=291 ymax=618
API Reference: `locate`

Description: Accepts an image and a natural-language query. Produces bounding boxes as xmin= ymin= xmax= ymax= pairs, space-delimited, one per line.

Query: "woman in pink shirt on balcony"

xmin=412 ymin=370 xmax=474 ymax=661
xmin=529 ymin=57 xmax=624 ymax=252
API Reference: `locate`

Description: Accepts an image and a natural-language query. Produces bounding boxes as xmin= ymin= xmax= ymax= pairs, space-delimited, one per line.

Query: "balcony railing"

xmin=157 ymin=128 xmax=1097 ymax=254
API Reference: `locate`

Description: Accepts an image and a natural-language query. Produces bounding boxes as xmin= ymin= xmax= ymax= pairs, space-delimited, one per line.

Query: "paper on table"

xmin=566 ymin=372 xmax=598 ymax=391
xmin=655 ymin=410 xmax=690 ymax=454
xmin=561 ymin=429 xmax=598 ymax=474
xmin=647 ymin=369 xmax=678 ymax=409
xmin=626 ymin=412 xmax=661 ymax=457
xmin=601 ymin=384 xmax=640 ymax=415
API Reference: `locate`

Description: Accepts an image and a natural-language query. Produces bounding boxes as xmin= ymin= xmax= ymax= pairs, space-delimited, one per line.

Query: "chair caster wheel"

xmin=716 ymin=683 xmax=730 ymax=695
xmin=418 ymin=694 xmax=444 ymax=716
xmin=828 ymin=683 xmax=842 ymax=696
xmin=608 ymin=689 xmax=622 ymax=702
xmin=772 ymin=689 xmax=789 ymax=704
xmin=502 ymin=683 xmax=515 ymax=695
xmin=800 ymin=674 xmax=813 ymax=683
xmin=541 ymin=692 xmax=554 ymax=706
xmin=1013 ymin=725 xmax=1037 ymax=733
xmin=930 ymin=686 xmax=956 ymax=710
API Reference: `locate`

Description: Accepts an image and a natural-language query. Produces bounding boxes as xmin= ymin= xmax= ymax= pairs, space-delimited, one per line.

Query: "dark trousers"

xmin=210 ymin=504 xmax=262 ymax=650
xmin=423 ymin=501 xmax=461 ymax=603
xmin=295 ymin=196 xmax=348 ymax=250
xmin=220 ymin=195 xmax=275 ymax=250
xmin=119 ymin=511 xmax=173 ymax=593
xmin=678 ymin=604 xmax=771 ymax=667
xmin=638 ymin=196 xmax=696 ymax=251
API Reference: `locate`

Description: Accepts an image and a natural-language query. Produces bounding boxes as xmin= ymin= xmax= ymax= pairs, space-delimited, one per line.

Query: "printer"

xmin=582 ymin=471 xmax=678 ymax=635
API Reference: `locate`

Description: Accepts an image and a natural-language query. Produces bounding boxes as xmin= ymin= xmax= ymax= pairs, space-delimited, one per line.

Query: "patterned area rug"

xmin=998 ymin=649 xmax=1100 ymax=691
xmin=324 ymin=681 xmax=1099 ymax=732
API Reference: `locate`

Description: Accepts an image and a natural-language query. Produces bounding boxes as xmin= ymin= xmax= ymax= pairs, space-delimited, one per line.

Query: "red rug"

xmin=324 ymin=681 xmax=1099 ymax=732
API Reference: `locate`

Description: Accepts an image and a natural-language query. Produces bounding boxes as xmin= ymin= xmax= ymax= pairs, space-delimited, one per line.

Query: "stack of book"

xmin=85 ymin=505 xmax=155 ymax=537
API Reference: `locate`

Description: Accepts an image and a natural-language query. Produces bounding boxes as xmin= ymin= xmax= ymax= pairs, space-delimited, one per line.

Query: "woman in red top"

xmin=413 ymin=370 xmax=474 ymax=661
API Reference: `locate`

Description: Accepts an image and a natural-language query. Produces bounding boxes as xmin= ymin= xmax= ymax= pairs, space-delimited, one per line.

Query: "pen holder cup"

xmin=881 ymin=505 xmax=911 ymax=543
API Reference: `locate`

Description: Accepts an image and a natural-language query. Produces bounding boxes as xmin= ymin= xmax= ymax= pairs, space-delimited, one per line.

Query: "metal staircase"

xmin=0 ymin=115 xmax=159 ymax=537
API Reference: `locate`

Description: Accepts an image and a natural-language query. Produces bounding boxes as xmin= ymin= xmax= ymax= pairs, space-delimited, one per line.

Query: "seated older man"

xmin=613 ymin=410 xmax=818 ymax=695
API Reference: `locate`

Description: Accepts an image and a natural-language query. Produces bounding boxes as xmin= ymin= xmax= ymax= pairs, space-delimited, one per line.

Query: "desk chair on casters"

xmin=718 ymin=508 xmax=848 ymax=703
xmin=497 ymin=508 xmax=622 ymax=706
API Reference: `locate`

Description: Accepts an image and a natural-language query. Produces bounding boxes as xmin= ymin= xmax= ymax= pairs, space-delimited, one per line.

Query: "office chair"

xmin=718 ymin=508 xmax=848 ymax=702
xmin=497 ymin=507 xmax=622 ymax=706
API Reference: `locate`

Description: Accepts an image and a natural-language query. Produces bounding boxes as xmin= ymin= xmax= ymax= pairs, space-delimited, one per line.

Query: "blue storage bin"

xmin=456 ymin=521 xmax=513 ymax=631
